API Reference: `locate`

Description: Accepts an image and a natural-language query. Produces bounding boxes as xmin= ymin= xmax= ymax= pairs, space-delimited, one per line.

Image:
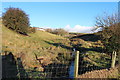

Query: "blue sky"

xmin=2 ymin=2 xmax=118 ymax=33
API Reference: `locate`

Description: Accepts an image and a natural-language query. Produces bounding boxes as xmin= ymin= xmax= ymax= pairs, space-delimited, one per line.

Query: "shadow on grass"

xmin=78 ymin=52 xmax=111 ymax=75
xmin=72 ymin=44 xmax=104 ymax=53
xmin=43 ymin=63 xmax=69 ymax=78
xmin=2 ymin=51 xmax=28 ymax=79
xmin=44 ymin=41 xmax=72 ymax=50
xmin=79 ymin=47 xmax=104 ymax=53
xmin=42 ymin=52 xmax=72 ymax=78
xmin=71 ymin=34 xmax=101 ymax=42
xmin=17 ymin=57 xmax=28 ymax=78
xmin=71 ymin=44 xmax=109 ymax=75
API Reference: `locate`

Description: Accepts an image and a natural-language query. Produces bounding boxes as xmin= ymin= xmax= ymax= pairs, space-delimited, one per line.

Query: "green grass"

xmin=2 ymin=21 xmax=113 ymax=78
xmin=70 ymin=33 xmax=111 ymax=74
xmin=2 ymin=24 xmax=71 ymax=68
xmin=83 ymin=51 xmax=111 ymax=68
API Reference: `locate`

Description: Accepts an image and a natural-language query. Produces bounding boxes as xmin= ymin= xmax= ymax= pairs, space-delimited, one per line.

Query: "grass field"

xmin=2 ymin=22 xmax=117 ymax=78
xmin=2 ymin=24 xmax=72 ymax=69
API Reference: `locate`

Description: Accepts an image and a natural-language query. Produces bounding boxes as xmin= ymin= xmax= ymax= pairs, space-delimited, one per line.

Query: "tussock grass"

xmin=2 ymin=24 xmax=71 ymax=68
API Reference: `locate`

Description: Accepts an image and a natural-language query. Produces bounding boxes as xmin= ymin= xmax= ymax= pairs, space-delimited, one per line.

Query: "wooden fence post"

xmin=74 ymin=51 xmax=79 ymax=78
xmin=111 ymin=51 xmax=117 ymax=68
xmin=118 ymin=51 xmax=120 ymax=65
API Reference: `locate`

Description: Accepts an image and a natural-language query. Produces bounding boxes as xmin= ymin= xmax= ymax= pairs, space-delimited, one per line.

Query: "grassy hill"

xmin=2 ymin=22 xmax=117 ymax=78
xmin=2 ymin=24 xmax=72 ymax=69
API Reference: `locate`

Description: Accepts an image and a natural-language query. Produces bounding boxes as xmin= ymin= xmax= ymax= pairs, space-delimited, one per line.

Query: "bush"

xmin=28 ymin=27 xmax=36 ymax=33
xmin=52 ymin=28 xmax=68 ymax=36
xmin=46 ymin=28 xmax=68 ymax=36
xmin=45 ymin=28 xmax=53 ymax=33
xmin=2 ymin=7 xmax=30 ymax=35
xmin=95 ymin=14 xmax=120 ymax=52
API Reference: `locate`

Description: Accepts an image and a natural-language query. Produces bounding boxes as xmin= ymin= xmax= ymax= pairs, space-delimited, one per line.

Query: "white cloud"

xmin=64 ymin=25 xmax=98 ymax=33
xmin=40 ymin=25 xmax=100 ymax=33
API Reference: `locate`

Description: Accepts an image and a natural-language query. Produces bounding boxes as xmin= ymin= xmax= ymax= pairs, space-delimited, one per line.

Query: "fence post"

xmin=74 ymin=51 xmax=79 ymax=78
xmin=111 ymin=51 xmax=116 ymax=68
xmin=118 ymin=51 xmax=120 ymax=65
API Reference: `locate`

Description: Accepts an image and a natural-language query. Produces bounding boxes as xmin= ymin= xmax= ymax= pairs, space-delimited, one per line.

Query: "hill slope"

xmin=2 ymin=25 xmax=72 ymax=69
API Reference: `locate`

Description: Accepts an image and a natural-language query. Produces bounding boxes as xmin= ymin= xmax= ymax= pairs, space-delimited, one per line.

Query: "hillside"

xmin=2 ymin=23 xmax=119 ymax=78
xmin=2 ymin=24 xmax=72 ymax=78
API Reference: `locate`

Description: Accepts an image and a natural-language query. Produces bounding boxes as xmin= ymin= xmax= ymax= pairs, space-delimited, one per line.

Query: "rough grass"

xmin=2 ymin=24 xmax=71 ymax=69
xmin=78 ymin=65 xmax=119 ymax=78
xmin=82 ymin=51 xmax=111 ymax=68
xmin=2 ymin=21 xmax=116 ymax=78
xmin=70 ymin=33 xmax=113 ymax=76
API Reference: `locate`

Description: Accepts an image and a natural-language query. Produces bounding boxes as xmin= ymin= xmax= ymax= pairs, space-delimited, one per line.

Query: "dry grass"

xmin=2 ymin=24 xmax=71 ymax=69
xmin=78 ymin=66 xmax=119 ymax=78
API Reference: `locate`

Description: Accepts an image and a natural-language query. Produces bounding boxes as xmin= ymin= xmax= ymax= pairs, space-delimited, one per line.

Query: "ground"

xmin=1 ymin=23 xmax=119 ymax=78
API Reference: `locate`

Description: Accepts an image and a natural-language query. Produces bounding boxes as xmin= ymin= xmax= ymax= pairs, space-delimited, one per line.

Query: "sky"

xmin=2 ymin=0 xmax=120 ymax=2
xmin=2 ymin=2 xmax=118 ymax=33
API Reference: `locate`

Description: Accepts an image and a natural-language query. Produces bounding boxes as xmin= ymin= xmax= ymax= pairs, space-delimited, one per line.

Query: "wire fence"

xmin=1 ymin=47 xmax=119 ymax=79
xmin=1 ymin=48 xmax=74 ymax=79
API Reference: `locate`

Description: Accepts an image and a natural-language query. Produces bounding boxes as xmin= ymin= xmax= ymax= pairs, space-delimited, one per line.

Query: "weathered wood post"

xmin=118 ymin=51 xmax=120 ymax=65
xmin=111 ymin=51 xmax=117 ymax=68
xmin=74 ymin=51 xmax=79 ymax=78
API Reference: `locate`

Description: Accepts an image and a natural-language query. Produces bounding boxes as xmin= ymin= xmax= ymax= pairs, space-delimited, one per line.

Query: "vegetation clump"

xmin=95 ymin=13 xmax=120 ymax=68
xmin=28 ymin=27 xmax=36 ymax=33
xmin=2 ymin=7 xmax=30 ymax=35
xmin=46 ymin=28 xmax=69 ymax=36
xmin=95 ymin=14 xmax=120 ymax=54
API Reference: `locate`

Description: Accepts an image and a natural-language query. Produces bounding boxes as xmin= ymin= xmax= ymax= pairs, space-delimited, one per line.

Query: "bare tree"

xmin=95 ymin=13 xmax=120 ymax=68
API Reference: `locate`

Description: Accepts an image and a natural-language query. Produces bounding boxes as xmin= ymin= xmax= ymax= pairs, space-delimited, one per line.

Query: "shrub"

xmin=28 ymin=27 xmax=36 ymax=33
xmin=45 ymin=28 xmax=53 ymax=33
xmin=95 ymin=13 xmax=120 ymax=66
xmin=52 ymin=28 xmax=68 ymax=36
xmin=2 ymin=7 xmax=30 ymax=35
